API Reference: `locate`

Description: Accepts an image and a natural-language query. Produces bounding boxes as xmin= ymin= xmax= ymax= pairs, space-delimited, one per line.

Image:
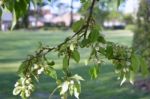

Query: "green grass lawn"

xmin=0 ymin=30 xmax=149 ymax=99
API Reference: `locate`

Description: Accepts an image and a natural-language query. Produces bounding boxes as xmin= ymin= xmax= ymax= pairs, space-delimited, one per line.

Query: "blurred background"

xmin=1 ymin=0 xmax=150 ymax=99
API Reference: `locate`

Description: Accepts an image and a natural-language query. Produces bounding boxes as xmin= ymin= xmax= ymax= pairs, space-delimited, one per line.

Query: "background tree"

xmin=133 ymin=0 xmax=150 ymax=67
xmin=94 ymin=0 xmax=123 ymax=26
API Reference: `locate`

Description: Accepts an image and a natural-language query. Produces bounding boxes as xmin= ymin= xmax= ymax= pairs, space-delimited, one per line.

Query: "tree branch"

xmin=23 ymin=0 xmax=97 ymax=76
xmin=84 ymin=0 xmax=96 ymax=38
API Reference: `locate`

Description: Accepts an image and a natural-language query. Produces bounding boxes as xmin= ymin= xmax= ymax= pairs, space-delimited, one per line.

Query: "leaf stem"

xmin=49 ymin=87 xmax=59 ymax=99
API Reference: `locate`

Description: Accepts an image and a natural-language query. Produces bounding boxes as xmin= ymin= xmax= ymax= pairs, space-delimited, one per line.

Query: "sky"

xmin=123 ymin=0 xmax=139 ymax=14
xmin=30 ymin=0 xmax=140 ymax=15
xmin=30 ymin=0 xmax=82 ymax=14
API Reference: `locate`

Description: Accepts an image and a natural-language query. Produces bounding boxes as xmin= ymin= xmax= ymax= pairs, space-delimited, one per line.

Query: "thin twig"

xmin=49 ymin=87 xmax=59 ymax=99
xmin=84 ymin=0 xmax=96 ymax=38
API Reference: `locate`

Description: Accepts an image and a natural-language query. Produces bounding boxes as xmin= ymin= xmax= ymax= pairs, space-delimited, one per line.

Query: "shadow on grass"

xmin=0 ymin=64 xmax=150 ymax=99
xmin=0 ymin=72 xmax=19 ymax=99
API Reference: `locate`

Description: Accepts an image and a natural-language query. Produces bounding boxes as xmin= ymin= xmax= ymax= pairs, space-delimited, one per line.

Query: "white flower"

xmin=20 ymin=77 xmax=26 ymax=85
xmin=60 ymin=81 xmax=69 ymax=95
xmin=71 ymin=74 xmax=84 ymax=81
xmin=70 ymin=43 xmax=74 ymax=51
xmin=0 ymin=1 xmax=3 ymax=5
xmin=70 ymin=80 xmax=74 ymax=85
xmin=14 ymin=82 xmax=19 ymax=87
xmin=123 ymin=68 xmax=127 ymax=72
xmin=120 ymin=75 xmax=126 ymax=86
xmin=37 ymin=67 xmax=44 ymax=74
xmin=28 ymin=84 xmax=34 ymax=90
xmin=25 ymin=78 xmax=31 ymax=84
xmin=74 ymin=87 xmax=79 ymax=99
xmin=22 ymin=85 xmax=26 ymax=89
xmin=25 ymin=90 xmax=30 ymax=97
xmin=13 ymin=87 xmax=22 ymax=95
xmin=25 ymin=79 xmax=30 ymax=84
xmin=33 ymin=64 xmax=39 ymax=69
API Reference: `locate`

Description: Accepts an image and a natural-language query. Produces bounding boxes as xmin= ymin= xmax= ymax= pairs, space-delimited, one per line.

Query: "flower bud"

xmin=28 ymin=84 xmax=34 ymax=90
xmin=14 ymin=82 xmax=19 ymax=87
xmin=70 ymin=80 xmax=74 ymax=84
xmin=33 ymin=64 xmax=39 ymax=69
xmin=25 ymin=79 xmax=30 ymax=84
xmin=13 ymin=87 xmax=22 ymax=95
xmin=37 ymin=67 xmax=44 ymax=74
xmin=25 ymin=90 xmax=30 ymax=97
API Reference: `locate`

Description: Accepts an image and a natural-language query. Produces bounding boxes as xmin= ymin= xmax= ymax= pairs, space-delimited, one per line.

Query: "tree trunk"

xmin=70 ymin=0 xmax=74 ymax=27
xmin=22 ymin=2 xmax=30 ymax=29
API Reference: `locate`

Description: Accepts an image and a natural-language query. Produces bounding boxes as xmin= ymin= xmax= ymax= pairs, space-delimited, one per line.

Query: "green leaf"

xmin=74 ymin=86 xmax=80 ymax=99
xmin=98 ymin=47 xmax=105 ymax=55
xmin=47 ymin=61 xmax=55 ymax=66
xmin=89 ymin=65 xmax=100 ymax=79
xmin=129 ymin=71 xmax=134 ymax=85
xmin=0 ymin=7 xmax=2 ymax=17
xmin=80 ymin=0 xmax=86 ymax=3
xmin=140 ymin=58 xmax=149 ymax=76
xmin=106 ymin=44 xmax=113 ymax=59
xmin=80 ymin=39 xmax=90 ymax=48
xmin=131 ymin=54 xmax=140 ymax=72
xmin=97 ymin=35 xmax=106 ymax=43
xmin=44 ymin=68 xmax=57 ymax=79
xmin=82 ymin=0 xmax=91 ymax=10
xmin=88 ymin=29 xmax=99 ymax=43
xmin=63 ymin=55 xmax=69 ymax=70
xmin=72 ymin=50 xmax=80 ymax=63
xmin=117 ymin=0 xmax=121 ymax=8
xmin=17 ymin=62 xmax=26 ymax=77
xmin=73 ymin=82 xmax=81 ymax=99
xmin=117 ymin=0 xmax=124 ymax=8
xmin=72 ymin=19 xmax=84 ymax=32
xmin=11 ymin=8 xmax=17 ymax=30
xmin=69 ymin=83 xmax=74 ymax=96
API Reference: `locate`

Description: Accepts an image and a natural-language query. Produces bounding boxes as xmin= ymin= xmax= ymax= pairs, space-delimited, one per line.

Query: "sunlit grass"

xmin=0 ymin=30 xmax=149 ymax=99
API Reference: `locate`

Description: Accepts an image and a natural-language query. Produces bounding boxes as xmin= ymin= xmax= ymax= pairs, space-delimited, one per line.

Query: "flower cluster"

xmin=13 ymin=77 xmax=34 ymax=98
xmin=112 ymin=45 xmax=134 ymax=85
xmin=13 ymin=64 xmax=45 ymax=98
xmin=58 ymin=74 xmax=84 ymax=99
xmin=112 ymin=45 xmax=132 ymax=69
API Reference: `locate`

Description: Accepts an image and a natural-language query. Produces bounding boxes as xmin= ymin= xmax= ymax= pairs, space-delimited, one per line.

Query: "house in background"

xmin=38 ymin=0 xmax=82 ymax=27
xmin=0 ymin=0 xmax=82 ymax=30
xmin=1 ymin=12 xmax=12 ymax=31
xmin=28 ymin=4 xmax=82 ymax=28
xmin=40 ymin=5 xmax=82 ymax=27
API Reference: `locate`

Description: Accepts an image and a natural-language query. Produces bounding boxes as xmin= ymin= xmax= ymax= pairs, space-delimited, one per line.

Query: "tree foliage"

xmin=133 ymin=0 xmax=150 ymax=67
xmin=0 ymin=0 xmax=149 ymax=99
